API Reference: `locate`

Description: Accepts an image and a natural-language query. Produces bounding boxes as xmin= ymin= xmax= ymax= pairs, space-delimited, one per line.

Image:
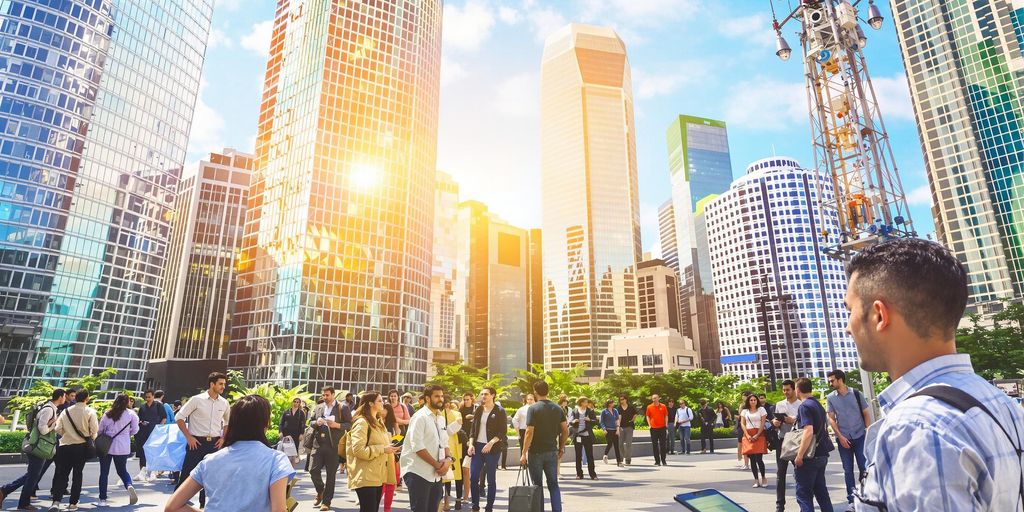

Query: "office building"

xmin=454 ymin=201 xmax=528 ymax=379
xmin=228 ymin=0 xmax=443 ymax=391
xmin=658 ymin=200 xmax=679 ymax=270
xmin=527 ymin=228 xmax=543 ymax=366
xmin=664 ymin=115 xmax=733 ymax=374
xmin=428 ymin=171 xmax=459 ymax=372
xmin=705 ymin=157 xmax=858 ymax=381
xmin=601 ymin=327 xmax=699 ymax=377
xmin=0 ymin=0 xmax=213 ymax=396
xmin=540 ymin=24 xmax=641 ymax=378
xmin=636 ymin=259 xmax=681 ymax=332
xmin=149 ymin=149 xmax=253 ymax=399
xmin=892 ymin=0 xmax=1023 ymax=307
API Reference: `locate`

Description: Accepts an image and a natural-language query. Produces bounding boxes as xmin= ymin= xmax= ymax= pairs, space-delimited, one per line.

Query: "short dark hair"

xmin=75 ymin=389 xmax=89 ymax=402
xmin=481 ymin=386 xmax=497 ymax=397
xmin=322 ymin=386 xmax=335 ymax=394
xmin=847 ymin=238 xmax=967 ymax=339
xmin=796 ymin=378 xmax=813 ymax=394
xmin=51 ymin=389 xmax=65 ymax=401
xmin=781 ymin=379 xmax=795 ymax=390
xmin=533 ymin=380 xmax=549 ymax=396
xmin=144 ymin=389 xmax=154 ymax=396
xmin=422 ymin=385 xmax=444 ymax=399
xmin=208 ymin=372 xmax=227 ymax=385
xmin=828 ymin=370 xmax=847 ymax=382
xmin=223 ymin=395 xmax=271 ymax=447
xmin=154 ymin=390 xmax=165 ymax=399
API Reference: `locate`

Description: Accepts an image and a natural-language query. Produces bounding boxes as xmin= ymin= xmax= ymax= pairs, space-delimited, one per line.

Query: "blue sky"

xmin=190 ymin=0 xmax=936 ymax=256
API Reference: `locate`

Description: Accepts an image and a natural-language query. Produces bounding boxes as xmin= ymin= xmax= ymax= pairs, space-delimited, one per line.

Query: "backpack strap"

xmin=909 ymin=385 xmax=1024 ymax=509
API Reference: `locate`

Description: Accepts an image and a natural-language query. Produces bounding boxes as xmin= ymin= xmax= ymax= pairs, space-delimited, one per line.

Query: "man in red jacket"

xmin=645 ymin=395 xmax=669 ymax=466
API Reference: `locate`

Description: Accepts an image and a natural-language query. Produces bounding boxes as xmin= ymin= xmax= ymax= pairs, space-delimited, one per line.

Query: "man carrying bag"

xmin=308 ymin=386 xmax=344 ymax=511
xmin=0 ymin=389 xmax=65 ymax=510
xmin=508 ymin=465 xmax=542 ymax=512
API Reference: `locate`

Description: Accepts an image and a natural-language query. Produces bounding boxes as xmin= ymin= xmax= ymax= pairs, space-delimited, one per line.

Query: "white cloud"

xmin=494 ymin=73 xmax=539 ymax=118
xmin=527 ymin=7 xmax=567 ymax=43
xmin=207 ymin=27 xmax=231 ymax=49
xmin=724 ymin=77 xmax=806 ymax=131
xmin=906 ymin=183 xmax=933 ymax=207
xmin=633 ymin=62 xmax=708 ymax=100
xmin=240 ymin=20 xmax=273 ymax=57
xmin=577 ymin=0 xmax=699 ymax=28
xmin=440 ymin=56 xmax=468 ymax=88
xmin=216 ymin=0 xmax=244 ymax=11
xmin=498 ymin=6 xmax=521 ymax=24
xmin=443 ymin=0 xmax=496 ymax=52
xmin=186 ymin=77 xmax=227 ymax=159
xmin=872 ymin=75 xmax=916 ymax=122
xmin=717 ymin=13 xmax=773 ymax=47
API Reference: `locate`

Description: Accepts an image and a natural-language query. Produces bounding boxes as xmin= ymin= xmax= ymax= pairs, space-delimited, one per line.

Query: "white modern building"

xmin=601 ymin=327 xmax=699 ymax=377
xmin=705 ymin=157 xmax=858 ymax=381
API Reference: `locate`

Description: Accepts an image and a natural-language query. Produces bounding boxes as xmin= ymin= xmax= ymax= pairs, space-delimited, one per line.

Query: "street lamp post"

xmin=754 ymin=296 xmax=778 ymax=391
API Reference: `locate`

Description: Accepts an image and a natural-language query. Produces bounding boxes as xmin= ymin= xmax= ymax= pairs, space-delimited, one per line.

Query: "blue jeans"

xmin=470 ymin=442 xmax=499 ymax=511
xmin=1 ymin=453 xmax=46 ymax=507
xmin=679 ymin=426 xmax=692 ymax=454
xmin=403 ymin=472 xmax=443 ymax=512
xmin=794 ymin=456 xmax=834 ymax=512
xmin=526 ymin=450 xmax=561 ymax=512
xmin=99 ymin=454 xmax=133 ymax=500
xmin=837 ymin=435 xmax=867 ymax=503
xmin=666 ymin=424 xmax=677 ymax=453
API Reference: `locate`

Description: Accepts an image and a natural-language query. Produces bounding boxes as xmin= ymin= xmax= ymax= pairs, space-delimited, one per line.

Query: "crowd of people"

xmin=0 ymin=239 xmax=1020 ymax=512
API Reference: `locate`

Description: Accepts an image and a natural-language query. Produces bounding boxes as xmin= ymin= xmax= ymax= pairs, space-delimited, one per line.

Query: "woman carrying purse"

xmin=347 ymin=392 xmax=397 ymax=512
xmin=739 ymin=394 xmax=769 ymax=488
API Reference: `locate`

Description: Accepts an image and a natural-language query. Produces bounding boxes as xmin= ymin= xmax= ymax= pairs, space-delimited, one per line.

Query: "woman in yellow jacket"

xmin=442 ymin=400 xmax=464 ymax=511
xmin=346 ymin=392 xmax=397 ymax=512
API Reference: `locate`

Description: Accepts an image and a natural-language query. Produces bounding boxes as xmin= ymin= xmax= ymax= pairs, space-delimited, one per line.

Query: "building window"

xmin=642 ymin=354 xmax=663 ymax=366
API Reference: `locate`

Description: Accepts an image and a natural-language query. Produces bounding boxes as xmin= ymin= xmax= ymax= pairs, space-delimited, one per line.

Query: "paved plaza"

xmin=0 ymin=451 xmax=853 ymax=511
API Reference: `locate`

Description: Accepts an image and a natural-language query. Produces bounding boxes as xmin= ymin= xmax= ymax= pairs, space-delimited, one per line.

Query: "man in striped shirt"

xmin=845 ymin=238 xmax=1024 ymax=511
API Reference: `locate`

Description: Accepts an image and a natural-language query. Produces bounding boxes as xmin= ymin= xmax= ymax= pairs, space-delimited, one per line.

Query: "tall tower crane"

xmin=770 ymin=0 xmax=917 ymax=415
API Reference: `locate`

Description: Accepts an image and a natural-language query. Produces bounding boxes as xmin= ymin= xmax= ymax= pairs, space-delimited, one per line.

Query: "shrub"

xmin=0 ymin=431 xmax=25 ymax=453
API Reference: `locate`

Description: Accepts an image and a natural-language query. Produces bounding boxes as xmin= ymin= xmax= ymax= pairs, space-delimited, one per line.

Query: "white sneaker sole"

xmin=127 ymin=486 xmax=138 ymax=505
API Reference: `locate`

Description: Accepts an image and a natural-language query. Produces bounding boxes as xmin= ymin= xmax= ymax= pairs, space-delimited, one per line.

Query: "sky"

xmin=189 ymin=0 xmax=936 ymax=257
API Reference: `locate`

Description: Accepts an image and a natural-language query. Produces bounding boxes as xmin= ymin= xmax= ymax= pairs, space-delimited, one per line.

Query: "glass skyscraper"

xmin=664 ymin=115 xmax=733 ymax=373
xmin=705 ymin=158 xmax=857 ymax=381
xmin=540 ymin=24 xmax=641 ymax=377
xmin=428 ymin=171 xmax=459 ymax=370
xmin=892 ymin=0 xmax=1024 ymax=306
xmin=228 ymin=0 xmax=442 ymax=391
xmin=0 ymin=0 xmax=213 ymax=395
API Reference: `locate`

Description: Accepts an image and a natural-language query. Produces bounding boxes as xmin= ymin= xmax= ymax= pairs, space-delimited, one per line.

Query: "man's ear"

xmin=872 ymin=299 xmax=892 ymax=333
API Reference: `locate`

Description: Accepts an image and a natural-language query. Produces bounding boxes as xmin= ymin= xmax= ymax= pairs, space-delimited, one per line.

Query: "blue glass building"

xmin=0 ymin=0 xmax=213 ymax=395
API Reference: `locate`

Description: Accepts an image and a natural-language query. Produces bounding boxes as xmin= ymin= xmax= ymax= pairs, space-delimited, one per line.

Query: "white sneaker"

xmin=97 ymin=499 xmax=109 ymax=507
xmin=68 ymin=505 xmax=79 ymax=511
xmin=602 ymin=455 xmax=608 ymax=464
xmin=127 ymin=485 xmax=138 ymax=505
xmin=135 ymin=469 xmax=148 ymax=482
xmin=47 ymin=500 xmax=60 ymax=512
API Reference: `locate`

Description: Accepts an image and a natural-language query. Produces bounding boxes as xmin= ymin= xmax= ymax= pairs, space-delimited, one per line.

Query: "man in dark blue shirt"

xmin=793 ymin=378 xmax=835 ymax=512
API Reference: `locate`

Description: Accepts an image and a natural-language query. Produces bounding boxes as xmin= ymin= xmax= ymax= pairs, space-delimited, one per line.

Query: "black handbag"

xmin=508 ymin=465 xmax=542 ymax=512
xmin=64 ymin=409 xmax=97 ymax=460
xmin=95 ymin=421 xmax=131 ymax=457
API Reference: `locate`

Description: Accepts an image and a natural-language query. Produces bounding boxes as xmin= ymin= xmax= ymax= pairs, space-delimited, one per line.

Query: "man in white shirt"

xmin=401 ymin=385 xmax=452 ymax=512
xmin=674 ymin=399 xmax=695 ymax=455
xmin=771 ymin=379 xmax=801 ymax=512
xmin=175 ymin=372 xmax=230 ymax=509
xmin=0 ymin=388 xmax=65 ymax=510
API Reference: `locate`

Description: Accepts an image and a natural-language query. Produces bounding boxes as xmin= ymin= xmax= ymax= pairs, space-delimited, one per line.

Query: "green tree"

xmin=425 ymin=361 xmax=513 ymax=400
xmin=229 ymin=383 xmax=314 ymax=429
xmin=226 ymin=369 xmax=248 ymax=396
xmin=844 ymin=370 xmax=892 ymax=396
xmin=956 ymin=303 xmax=1024 ymax=380
xmin=510 ymin=364 xmax=590 ymax=400
xmin=6 ymin=368 xmax=119 ymax=423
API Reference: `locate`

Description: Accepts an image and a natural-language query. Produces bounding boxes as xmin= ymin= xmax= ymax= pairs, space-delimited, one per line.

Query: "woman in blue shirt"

xmin=164 ymin=395 xmax=294 ymax=512
xmin=600 ymin=399 xmax=622 ymax=466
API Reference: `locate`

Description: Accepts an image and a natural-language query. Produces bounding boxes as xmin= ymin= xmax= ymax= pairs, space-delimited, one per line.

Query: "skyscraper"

xmin=636 ymin=259 xmax=681 ymax=331
xmin=527 ymin=228 xmax=543 ymax=366
xmin=229 ymin=0 xmax=443 ymax=391
xmin=705 ymin=158 xmax=857 ymax=381
xmin=892 ymin=0 xmax=1024 ymax=307
xmin=540 ymin=24 xmax=641 ymax=378
xmin=0 ymin=0 xmax=213 ymax=395
xmin=453 ymin=201 xmax=528 ymax=379
xmin=149 ymin=149 xmax=253 ymax=398
xmin=428 ymin=171 xmax=459 ymax=371
xmin=657 ymin=200 xmax=679 ymax=270
xmin=665 ymin=115 xmax=733 ymax=374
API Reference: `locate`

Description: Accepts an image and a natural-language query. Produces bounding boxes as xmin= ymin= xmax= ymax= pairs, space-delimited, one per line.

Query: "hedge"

xmin=0 ymin=431 xmax=23 ymax=453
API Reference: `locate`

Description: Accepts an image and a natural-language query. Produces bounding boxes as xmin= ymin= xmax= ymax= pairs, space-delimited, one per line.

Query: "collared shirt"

xmin=400 ymin=406 xmax=448 ymax=482
xmin=858 ymin=354 xmax=1024 ymax=511
xmin=511 ymin=404 xmax=530 ymax=431
xmin=36 ymin=402 xmax=58 ymax=435
xmin=774 ymin=398 xmax=801 ymax=436
xmin=176 ymin=392 xmax=230 ymax=438
xmin=827 ymin=387 xmax=870 ymax=440
xmin=191 ymin=440 xmax=294 ymax=512
xmin=55 ymin=403 xmax=98 ymax=446
xmin=675 ymin=407 xmax=694 ymax=426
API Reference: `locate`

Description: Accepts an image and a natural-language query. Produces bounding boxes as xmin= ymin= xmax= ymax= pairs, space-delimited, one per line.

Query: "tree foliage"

xmin=229 ymin=383 xmax=315 ymax=429
xmin=510 ymin=364 xmax=590 ymax=400
xmin=425 ymin=360 xmax=513 ymax=400
xmin=957 ymin=303 xmax=1024 ymax=381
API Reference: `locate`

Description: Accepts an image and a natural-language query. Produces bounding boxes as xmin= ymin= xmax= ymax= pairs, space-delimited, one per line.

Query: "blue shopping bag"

xmin=143 ymin=423 xmax=188 ymax=471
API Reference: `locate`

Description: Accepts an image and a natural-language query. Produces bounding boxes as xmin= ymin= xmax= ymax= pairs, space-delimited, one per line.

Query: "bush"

xmin=0 ymin=431 xmax=25 ymax=453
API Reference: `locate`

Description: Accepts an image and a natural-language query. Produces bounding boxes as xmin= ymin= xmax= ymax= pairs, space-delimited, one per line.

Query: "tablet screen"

xmin=675 ymin=489 xmax=747 ymax=512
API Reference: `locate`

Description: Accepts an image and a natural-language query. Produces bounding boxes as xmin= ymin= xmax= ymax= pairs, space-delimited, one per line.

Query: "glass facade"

xmin=893 ymin=0 xmax=1024 ymax=305
xmin=657 ymin=200 xmax=678 ymax=270
xmin=705 ymin=158 xmax=858 ymax=381
xmin=540 ymin=24 xmax=641 ymax=377
xmin=0 ymin=0 xmax=212 ymax=395
xmin=229 ymin=0 xmax=442 ymax=392
xmin=665 ymin=115 xmax=733 ymax=374
xmin=428 ymin=171 xmax=458 ymax=354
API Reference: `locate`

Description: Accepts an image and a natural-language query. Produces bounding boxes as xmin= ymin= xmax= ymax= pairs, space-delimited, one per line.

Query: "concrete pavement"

xmin=0 ymin=450 xmax=854 ymax=511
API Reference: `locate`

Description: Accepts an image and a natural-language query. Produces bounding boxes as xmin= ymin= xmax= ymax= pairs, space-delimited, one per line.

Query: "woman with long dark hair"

xmin=739 ymin=394 xmax=768 ymax=488
xmin=380 ymin=397 xmax=400 ymax=512
xmin=347 ymin=392 xmax=397 ymax=512
xmin=279 ymin=398 xmax=306 ymax=465
xmin=165 ymin=395 xmax=294 ymax=512
xmin=97 ymin=394 xmax=140 ymax=507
